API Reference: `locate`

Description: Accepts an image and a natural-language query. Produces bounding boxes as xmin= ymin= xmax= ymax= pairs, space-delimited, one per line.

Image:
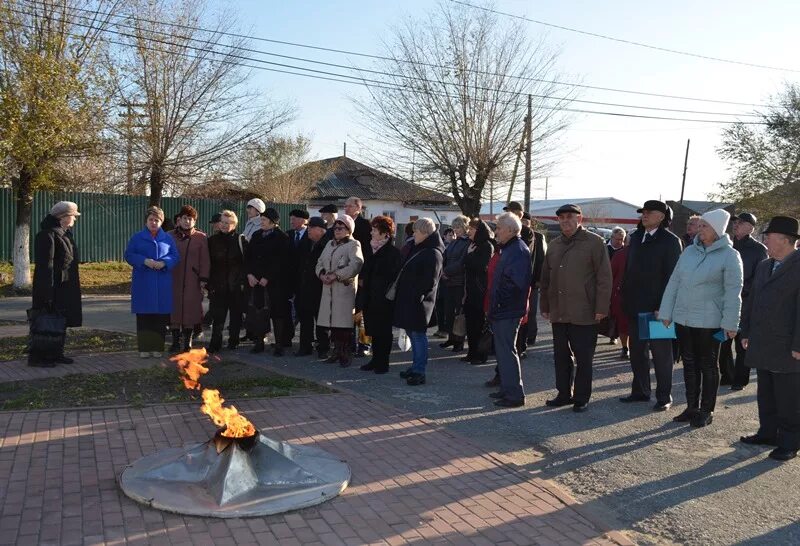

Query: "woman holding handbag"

xmin=316 ymin=215 xmax=364 ymax=366
xmin=29 ymin=201 xmax=83 ymax=367
xmin=462 ymin=219 xmax=494 ymax=365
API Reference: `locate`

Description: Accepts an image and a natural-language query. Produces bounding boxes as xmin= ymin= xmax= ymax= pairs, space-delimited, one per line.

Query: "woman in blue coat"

xmin=125 ymin=206 xmax=180 ymax=357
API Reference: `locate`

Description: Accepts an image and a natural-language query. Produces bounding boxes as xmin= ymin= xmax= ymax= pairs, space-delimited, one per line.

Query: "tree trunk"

xmin=12 ymin=168 xmax=34 ymax=290
xmin=148 ymin=163 xmax=163 ymax=207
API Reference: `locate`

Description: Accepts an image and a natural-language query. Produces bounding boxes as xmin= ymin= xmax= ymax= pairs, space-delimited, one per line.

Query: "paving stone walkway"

xmin=0 ymin=392 xmax=631 ymax=545
xmin=0 ymin=352 xmax=159 ymax=383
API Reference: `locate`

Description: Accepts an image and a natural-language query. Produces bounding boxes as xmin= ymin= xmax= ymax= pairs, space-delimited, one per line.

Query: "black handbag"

xmin=27 ymin=306 xmax=67 ymax=358
xmin=477 ymin=322 xmax=494 ymax=356
xmin=245 ymin=289 xmax=271 ymax=336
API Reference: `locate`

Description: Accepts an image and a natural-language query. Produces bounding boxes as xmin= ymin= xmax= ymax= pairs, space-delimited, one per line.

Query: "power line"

xmin=450 ymin=0 xmax=800 ymax=74
xmin=20 ymin=0 xmax=772 ymax=108
xmin=2 ymin=10 xmax=767 ymax=126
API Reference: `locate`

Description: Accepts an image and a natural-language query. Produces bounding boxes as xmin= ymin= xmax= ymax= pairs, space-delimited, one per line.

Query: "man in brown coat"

xmin=168 ymin=205 xmax=210 ymax=352
xmin=540 ymin=204 xmax=612 ymax=412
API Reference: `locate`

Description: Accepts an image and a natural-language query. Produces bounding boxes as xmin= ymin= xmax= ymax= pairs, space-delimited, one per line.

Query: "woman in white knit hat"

xmin=658 ymin=209 xmax=743 ymax=427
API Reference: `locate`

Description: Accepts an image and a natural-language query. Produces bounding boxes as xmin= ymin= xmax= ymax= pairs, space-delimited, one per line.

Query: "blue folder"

xmin=638 ymin=312 xmax=677 ymax=340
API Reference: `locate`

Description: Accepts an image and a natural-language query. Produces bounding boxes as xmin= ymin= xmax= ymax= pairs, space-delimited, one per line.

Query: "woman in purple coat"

xmin=124 ymin=206 xmax=180 ymax=357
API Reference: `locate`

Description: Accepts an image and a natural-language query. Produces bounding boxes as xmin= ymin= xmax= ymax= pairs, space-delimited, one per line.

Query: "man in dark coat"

xmin=245 ymin=208 xmax=292 ymax=355
xmin=30 ymin=201 xmax=83 ymax=366
xmin=285 ymin=209 xmax=311 ymax=346
xmin=620 ymin=200 xmax=683 ymax=411
xmin=740 ymin=216 xmax=800 ymax=462
xmin=294 ymin=217 xmax=330 ymax=357
xmin=206 ymin=210 xmax=246 ymax=352
xmin=319 ymin=203 xmax=338 ymax=242
xmin=720 ymin=212 xmax=768 ymax=389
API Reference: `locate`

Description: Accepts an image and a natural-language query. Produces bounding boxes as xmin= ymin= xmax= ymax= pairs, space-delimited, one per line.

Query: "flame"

xmin=171 ymin=349 xmax=257 ymax=438
xmin=200 ymin=389 xmax=257 ymax=438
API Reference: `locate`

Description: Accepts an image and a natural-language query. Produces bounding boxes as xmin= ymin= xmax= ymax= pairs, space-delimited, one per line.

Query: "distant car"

xmin=586 ymin=226 xmax=613 ymax=240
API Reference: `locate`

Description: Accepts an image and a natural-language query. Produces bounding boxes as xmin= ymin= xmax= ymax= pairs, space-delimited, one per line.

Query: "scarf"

xmin=370 ymin=236 xmax=389 ymax=253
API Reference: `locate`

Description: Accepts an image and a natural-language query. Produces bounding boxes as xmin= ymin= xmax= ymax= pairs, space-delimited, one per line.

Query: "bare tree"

xmin=236 ymin=135 xmax=322 ymax=203
xmin=0 ymin=0 xmax=119 ymax=289
xmin=354 ymin=1 xmax=573 ymax=217
xmin=113 ymin=0 xmax=295 ymax=206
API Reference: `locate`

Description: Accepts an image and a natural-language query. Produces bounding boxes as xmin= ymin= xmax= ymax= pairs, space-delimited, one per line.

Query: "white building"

xmin=305 ymin=157 xmax=460 ymax=225
xmin=480 ymin=197 xmax=642 ymax=229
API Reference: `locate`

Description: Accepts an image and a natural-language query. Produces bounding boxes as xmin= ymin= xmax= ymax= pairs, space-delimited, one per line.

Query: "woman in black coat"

xmin=245 ymin=208 xmax=292 ymax=355
xmin=392 ymin=219 xmax=445 ymax=385
xmin=30 ymin=201 xmax=83 ymax=367
xmin=462 ymin=219 xmax=494 ymax=364
xmin=357 ymin=216 xmax=403 ymax=374
xmin=207 ymin=210 xmax=247 ymax=353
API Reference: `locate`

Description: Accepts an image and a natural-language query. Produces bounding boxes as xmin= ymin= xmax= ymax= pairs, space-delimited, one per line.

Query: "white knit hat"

xmin=246 ymin=198 xmax=266 ymax=214
xmin=335 ymin=214 xmax=355 ymax=234
xmin=701 ymin=208 xmax=730 ymax=238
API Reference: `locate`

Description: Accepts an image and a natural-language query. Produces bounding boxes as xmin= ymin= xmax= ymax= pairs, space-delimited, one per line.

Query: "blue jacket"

xmin=488 ymin=236 xmax=532 ymax=321
xmin=659 ymin=234 xmax=743 ymax=331
xmin=125 ymin=228 xmax=180 ymax=314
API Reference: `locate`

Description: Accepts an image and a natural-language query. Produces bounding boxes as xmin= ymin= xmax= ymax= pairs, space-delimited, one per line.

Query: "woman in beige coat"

xmin=316 ymin=214 xmax=364 ymax=366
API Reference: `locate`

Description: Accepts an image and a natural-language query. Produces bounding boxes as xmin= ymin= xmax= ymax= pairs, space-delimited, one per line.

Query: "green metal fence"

xmin=0 ymin=188 xmax=305 ymax=262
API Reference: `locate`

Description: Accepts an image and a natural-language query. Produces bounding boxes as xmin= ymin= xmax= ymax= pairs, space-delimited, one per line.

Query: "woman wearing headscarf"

xmin=29 ymin=201 xmax=83 ymax=366
xmin=461 ymin=219 xmax=494 ymax=365
xmin=659 ymin=209 xmax=743 ymax=427
xmin=357 ymin=215 xmax=402 ymax=374
xmin=168 ymin=205 xmax=210 ymax=353
xmin=125 ymin=206 xmax=180 ymax=357
xmin=316 ymin=214 xmax=364 ymax=366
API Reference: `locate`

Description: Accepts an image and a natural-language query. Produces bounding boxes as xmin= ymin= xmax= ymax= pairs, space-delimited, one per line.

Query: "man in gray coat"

xmin=740 ymin=216 xmax=800 ymax=462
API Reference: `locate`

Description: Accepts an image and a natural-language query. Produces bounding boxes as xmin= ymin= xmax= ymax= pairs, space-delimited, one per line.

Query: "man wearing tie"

xmin=285 ymin=209 xmax=311 ymax=347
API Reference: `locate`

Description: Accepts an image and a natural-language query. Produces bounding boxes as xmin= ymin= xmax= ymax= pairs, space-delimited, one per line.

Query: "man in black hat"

xmin=209 ymin=213 xmax=222 ymax=235
xmin=284 ymin=209 xmax=311 ymax=347
xmin=294 ymin=217 xmax=331 ymax=358
xmin=540 ymin=203 xmax=612 ymax=412
xmin=619 ymin=200 xmax=683 ymax=411
xmin=720 ymin=212 xmax=768 ymax=389
xmin=740 ymin=216 xmax=800 ymax=461
xmin=319 ymin=204 xmax=338 ymax=241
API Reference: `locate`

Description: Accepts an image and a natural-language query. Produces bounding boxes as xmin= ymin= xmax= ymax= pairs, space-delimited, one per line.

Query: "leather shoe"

xmin=690 ymin=411 xmax=713 ymax=428
xmin=488 ymin=391 xmax=505 ymax=399
xmin=545 ymin=397 xmax=573 ymax=407
xmin=399 ymin=368 xmax=413 ymax=379
xmin=730 ymin=384 xmax=745 ymax=391
xmin=672 ymin=408 xmax=698 ymax=422
xmin=768 ymin=447 xmax=797 ymax=461
xmin=360 ymin=361 xmax=376 ymax=371
xmin=572 ymin=402 xmax=589 ymax=413
xmin=740 ymin=434 xmax=777 ymax=446
xmin=54 ymin=355 xmax=74 ymax=364
xmin=484 ymin=375 xmax=500 ymax=387
xmin=494 ymin=398 xmax=525 ymax=408
xmin=652 ymin=401 xmax=672 ymax=412
xmin=439 ymin=340 xmax=454 ymax=348
xmin=406 ymin=373 xmax=426 ymax=386
xmin=619 ymin=394 xmax=650 ymax=403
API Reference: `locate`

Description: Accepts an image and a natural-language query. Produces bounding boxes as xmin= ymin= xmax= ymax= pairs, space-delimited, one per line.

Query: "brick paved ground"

xmin=0 ymin=393 xmax=632 ymax=545
xmin=0 ymin=352 xmax=159 ymax=383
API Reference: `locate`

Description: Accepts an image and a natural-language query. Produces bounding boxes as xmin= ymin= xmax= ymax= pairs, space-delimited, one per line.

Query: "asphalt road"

xmin=2 ymin=296 xmax=798 ymax=544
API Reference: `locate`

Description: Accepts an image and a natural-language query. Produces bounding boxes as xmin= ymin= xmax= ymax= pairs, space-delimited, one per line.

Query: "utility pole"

xmin=679 ymin=138 xmax=690 ymax=206
xmin=507 ymin=126 xmax=526 ymax=203
xmin=524 ymin=94 xmax=532 ymax=211
xmin=343 ymin=142 xmax=347 ymax=158
xmin=545 ymin=177 xmax=549 ymax=200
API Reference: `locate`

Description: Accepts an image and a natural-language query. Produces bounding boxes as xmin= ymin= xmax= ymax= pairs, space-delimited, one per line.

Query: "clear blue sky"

xmin=233 ymin=0 xmax=798 ymax=206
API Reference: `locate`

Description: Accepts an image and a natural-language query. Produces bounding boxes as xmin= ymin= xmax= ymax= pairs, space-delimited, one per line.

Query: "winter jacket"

xmin=287 ymin=228 xmax=312 ymax=296
xmin=658 ymin=234 xmax=743 ymax=332
xmin=464 ymin=221 xmax=494 ymax=310
xmin=207 ymin=230 xmax=246 ymax=295
xmin=487 ymin=236 xmax=532 ymax=321
xmin=125 ymin=227 xmax=180 ymax=315
xmin=168 ymin=228 xmax=210 ymax=328
xmin=315 ymin=237 xmax=364 ymax=328
xmin=353 ymin=215 xmax=373 ymax=261
xmin=358 ymin=240 xmax=403 ymax=336
xmin=540 ymin=226 xmax=612 ymax=325
xmin=740 ymin=250 xmax=800 ymax=373
xmin=32 ymin=215 xmax=83 ymax=327
xmin=622 ymin=227 xmax=682 ymax=317
xmin=295 ymin=237 xmax=327 ymax=318
xmin=733 ymin=235 xmax=768 ymax=299
xmin=242 ymin=216 xmax=262 ymax=241
xmin=245 ymin=227 xmax=292 ymax=318
xmin=392 ymin=232 xmax=445 ymax=331
xmin=442 ymin=235 xmax=470 ymax=287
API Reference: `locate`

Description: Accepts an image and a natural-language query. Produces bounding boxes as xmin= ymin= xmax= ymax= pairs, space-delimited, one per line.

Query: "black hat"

xmin=636 ymin=200 xmax=669 ymax=216
xmin=289 ymin=208 xmax=309 ymax=219
xmin=762 ymin=216 xmax=800 ymax=239
xmin=260 ymin=207 xmax=280 ymax=222
xmin=319 ymin=204 xmax=338 ymax=214
xmin=522 ymin=211 xmax=531 ymax=220
xmin=555 ymin=203 xmax=582 ymax=215
xmin=209 ymin=213 xmax=221 ymax=223
xmin=736 ymin=212 xmax=757 ymax=226
xmin=308 ymin=217 xmax=327 ymax=229
xmin=504 ymin=201 xmax=523 ymax=212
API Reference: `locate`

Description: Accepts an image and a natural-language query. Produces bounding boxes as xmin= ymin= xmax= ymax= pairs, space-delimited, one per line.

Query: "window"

xmin=382 ymin=210 xmax=396 ymax=219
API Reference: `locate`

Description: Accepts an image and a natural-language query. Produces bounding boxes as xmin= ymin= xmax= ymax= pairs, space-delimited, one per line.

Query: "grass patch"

xmin=0 ymin=261 xmax=131 ymax=297
xmin=0 ymin=358 xmax=330 ymax=410
xmin=0 ymin=328 xmax=136 ymax=362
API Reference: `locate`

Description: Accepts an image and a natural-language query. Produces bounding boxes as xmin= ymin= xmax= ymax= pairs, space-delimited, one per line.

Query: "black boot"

xmin=181 ymin=328 xmax=193 ymax=352
xmin=208 ymin=333 xmax=222 ymax=354
xmin=169 ymin=329 xmax=181 ymax=353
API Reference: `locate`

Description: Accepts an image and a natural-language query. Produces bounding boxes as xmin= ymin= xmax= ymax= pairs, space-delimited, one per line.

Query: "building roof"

xmin=305 ymin=156 xmax=455 ymax=206
xmin=668 ymin=199 xmax=734 ymax=214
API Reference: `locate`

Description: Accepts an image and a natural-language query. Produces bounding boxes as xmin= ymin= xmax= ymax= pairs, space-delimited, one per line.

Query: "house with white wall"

xmin=304 ymin=156 xmax=460 ymax=225
xmin=480 ymin=197 xmax=642 ymax=228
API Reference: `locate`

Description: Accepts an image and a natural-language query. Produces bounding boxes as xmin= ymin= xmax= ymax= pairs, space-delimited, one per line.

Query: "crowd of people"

xmin=28 ymin=195 xmax=800 ymax=462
